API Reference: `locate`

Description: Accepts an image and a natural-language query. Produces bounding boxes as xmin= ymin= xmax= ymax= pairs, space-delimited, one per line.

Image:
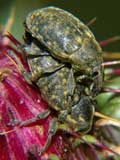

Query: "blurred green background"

xmin=0 ymin=0 xmax=120 ymax=52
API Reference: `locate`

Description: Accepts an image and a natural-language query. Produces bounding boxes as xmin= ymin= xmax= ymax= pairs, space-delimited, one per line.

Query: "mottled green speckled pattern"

xmin=37 ymin=67 xmax=75 ymax=111
xmin=25 ymin=7 xmax=103 ymax=88
xmin=22 ymin=6 xmax=103 ymax=134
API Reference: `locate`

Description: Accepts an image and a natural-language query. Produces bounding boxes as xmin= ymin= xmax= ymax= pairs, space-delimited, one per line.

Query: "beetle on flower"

xmin=10 ymin=6 xmax=103 ymax=154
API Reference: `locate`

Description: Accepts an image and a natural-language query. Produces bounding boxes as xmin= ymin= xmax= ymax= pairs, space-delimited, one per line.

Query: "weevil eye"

xmin=92 ymin=71 xmax=99 ymax=77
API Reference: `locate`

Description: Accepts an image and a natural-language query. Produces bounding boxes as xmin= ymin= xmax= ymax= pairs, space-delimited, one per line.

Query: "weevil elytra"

xmin=15 ymin=6 xmax=103 ymax=154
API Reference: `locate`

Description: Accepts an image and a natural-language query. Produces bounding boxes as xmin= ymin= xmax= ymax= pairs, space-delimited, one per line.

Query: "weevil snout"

xmin=65 ymin=96 xmax=95 ymax=133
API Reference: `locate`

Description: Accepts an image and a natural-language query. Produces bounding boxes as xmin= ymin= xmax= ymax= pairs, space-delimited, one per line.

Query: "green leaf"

xmin=102 ymin=96 xmax=120 ymax=120
xmin=48 ymin=154 xmax=60 ymax=160
xmin=82 ymin=134 xmax=98 ymax=143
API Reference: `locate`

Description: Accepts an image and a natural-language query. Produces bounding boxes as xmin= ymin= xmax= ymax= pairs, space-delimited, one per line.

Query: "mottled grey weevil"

xmin=17 ymin=6 xmax=103 ymax=154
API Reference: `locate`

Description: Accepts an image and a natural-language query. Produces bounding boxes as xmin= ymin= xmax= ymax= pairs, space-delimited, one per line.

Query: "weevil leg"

xmin=67 ymin=69 xmax=76 ymax=95
xmin=8 ymin=110 xmax=50 ymax=127
xmin=8 ymin=50 xmax=33 ymax=85
xmin=38 ymin=118 xmax=58 ymax=155
xmin=22 ymin=71 xmax=34 ymax=85
xmin=65 ymin=69 xmax=76 ymax=112
xmin=19 ymin=110 xmax=50 ymax=127
xmin=18 ymin=43 xmax=50 ymax=56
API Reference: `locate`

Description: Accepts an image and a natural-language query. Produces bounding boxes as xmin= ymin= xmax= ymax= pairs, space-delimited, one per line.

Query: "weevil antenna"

xmin=87 ymin=17 xmax=97 ymax=27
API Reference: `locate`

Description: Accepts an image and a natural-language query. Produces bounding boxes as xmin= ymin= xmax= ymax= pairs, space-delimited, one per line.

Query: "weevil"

xmin=16 ymin=7 xmax=103 ymax=154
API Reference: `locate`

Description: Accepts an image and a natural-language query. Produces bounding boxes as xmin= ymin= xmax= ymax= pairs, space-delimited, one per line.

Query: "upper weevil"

xmin=17 ymin=6 xmax=103 ymax=154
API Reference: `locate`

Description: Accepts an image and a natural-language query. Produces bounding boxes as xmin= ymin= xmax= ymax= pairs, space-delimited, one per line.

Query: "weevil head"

xmin=65 ymin=96 xmax=95 ymax=133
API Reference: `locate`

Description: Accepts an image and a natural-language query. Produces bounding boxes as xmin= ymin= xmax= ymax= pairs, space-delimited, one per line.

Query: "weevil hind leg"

xmin=19 ymin=110 xmax=50 ymax=127
xmin=38 ymin=118 xmax=58 ymax=155
xmin=8 ymin=110 xmax=50 ymax=127
xmin=21 ymin=116 xmax=59 ymax=155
